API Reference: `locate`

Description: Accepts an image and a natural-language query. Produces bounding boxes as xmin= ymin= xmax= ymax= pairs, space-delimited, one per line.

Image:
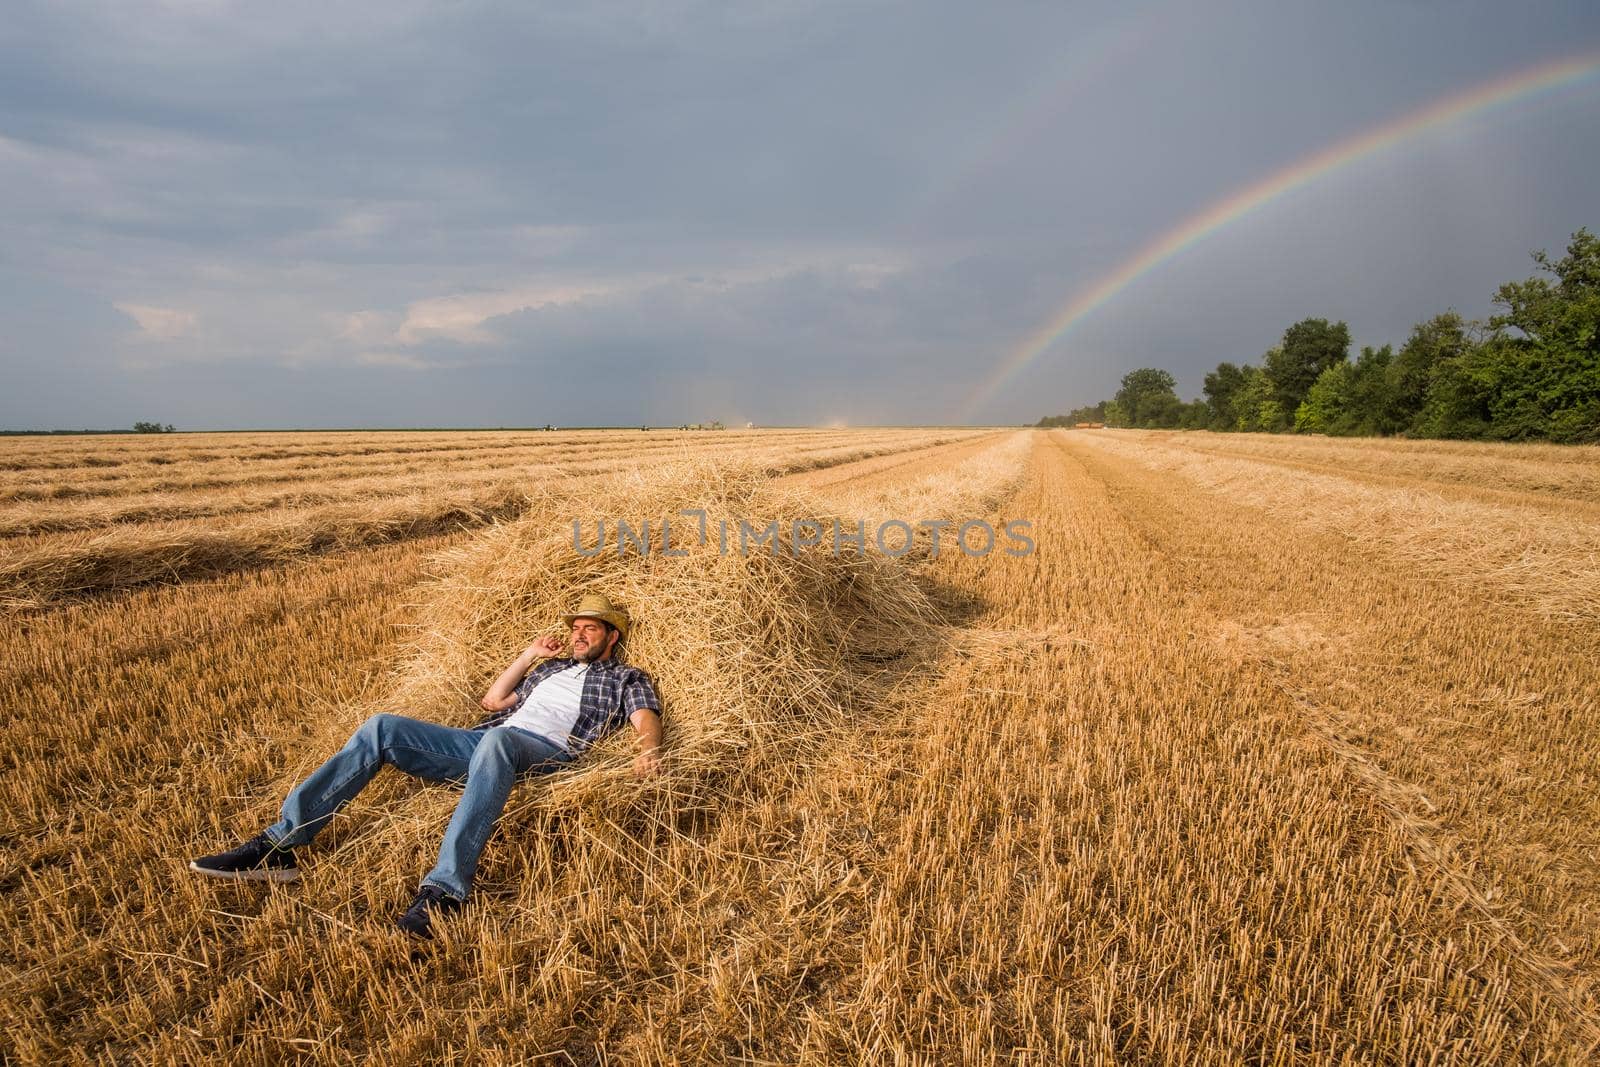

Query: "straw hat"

xmin=560 ymin=592 xmax=631 ymax=640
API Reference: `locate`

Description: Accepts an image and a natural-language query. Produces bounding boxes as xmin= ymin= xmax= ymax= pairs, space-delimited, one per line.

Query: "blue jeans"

xmin=263 ymin=713 xmax=574 ymax=900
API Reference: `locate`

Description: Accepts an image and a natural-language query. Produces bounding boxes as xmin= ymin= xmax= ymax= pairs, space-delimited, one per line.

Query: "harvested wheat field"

xmin=3 ymin=426 xmax=1598 ymax=1063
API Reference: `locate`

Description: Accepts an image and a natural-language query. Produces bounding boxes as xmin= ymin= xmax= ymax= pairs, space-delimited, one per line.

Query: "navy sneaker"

xmin=396 ymin=884 xmax=463 ymax=940
xmin=189 ymin=833 xmax=300 ymax=883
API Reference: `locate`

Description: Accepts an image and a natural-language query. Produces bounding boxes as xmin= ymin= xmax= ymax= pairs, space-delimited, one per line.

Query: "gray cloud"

xmin=1 ymin=0 xmax=1596 ymax=429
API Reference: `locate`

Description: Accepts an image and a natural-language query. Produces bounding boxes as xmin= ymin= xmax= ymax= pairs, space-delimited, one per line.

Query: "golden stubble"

xmin=2 ymin=427 xmax=1596 ymax=1063
xmin=0 ymin=428 xmax=987 ymax=609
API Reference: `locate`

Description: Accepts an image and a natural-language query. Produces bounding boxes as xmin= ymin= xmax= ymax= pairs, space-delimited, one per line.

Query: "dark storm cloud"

xmin=1 ymin=0 xmax=1596 ymax=429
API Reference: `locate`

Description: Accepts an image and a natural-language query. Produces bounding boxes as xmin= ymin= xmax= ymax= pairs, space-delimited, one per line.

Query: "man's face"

xmin=570 ymin=618 xmax=615 ymax=663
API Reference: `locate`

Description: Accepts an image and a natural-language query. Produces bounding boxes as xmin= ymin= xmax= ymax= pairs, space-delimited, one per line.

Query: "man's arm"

xmin=621 ymin=669 xmax=664 ymax=777
xmin=629 ymin=708 xmax=663 ymax=777
xmin=480 ymin=635 xmax=563 ymax=711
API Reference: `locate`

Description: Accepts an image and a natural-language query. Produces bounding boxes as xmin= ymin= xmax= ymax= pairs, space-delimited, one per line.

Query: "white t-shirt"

xmin=502 ymin=663 xmax=589 ymax=750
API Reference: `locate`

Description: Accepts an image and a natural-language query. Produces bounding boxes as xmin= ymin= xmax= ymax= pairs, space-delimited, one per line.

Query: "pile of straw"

xmin=384 ymin=456 xmax=943 ymax=822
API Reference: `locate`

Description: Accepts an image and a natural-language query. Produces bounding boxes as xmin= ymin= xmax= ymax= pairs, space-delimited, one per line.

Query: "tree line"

xmin=1037 ymin=228 xmax=1600 ymax=444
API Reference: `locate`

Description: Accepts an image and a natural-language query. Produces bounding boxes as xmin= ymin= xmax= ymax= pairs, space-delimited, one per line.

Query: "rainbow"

xmin=960 ymin=52 xmax=1600 ymax=421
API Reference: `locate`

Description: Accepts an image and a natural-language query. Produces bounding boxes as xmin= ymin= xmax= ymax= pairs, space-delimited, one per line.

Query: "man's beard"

xmin=574 ymin=638 xmax=608 ymax=663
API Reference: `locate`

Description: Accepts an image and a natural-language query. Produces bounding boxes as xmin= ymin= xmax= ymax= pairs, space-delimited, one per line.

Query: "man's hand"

xmin=632 ymin=747 xmax=661 ymax=778
xmin=523 ymin=634 xmax=564 ymax=660
xmin=480 ymin=634 xmax=565 ymax=712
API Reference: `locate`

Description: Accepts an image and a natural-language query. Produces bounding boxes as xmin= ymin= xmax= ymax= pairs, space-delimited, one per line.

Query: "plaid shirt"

xmin=473 ymin=656 xmax=661 ymax=755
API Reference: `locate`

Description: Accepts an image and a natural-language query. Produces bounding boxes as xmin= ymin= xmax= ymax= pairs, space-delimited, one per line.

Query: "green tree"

xmin=1202 ymin=362 xmax=1248 ymax=431
xmin=1388 ymin=313 xmax=1470 ymax=433
xmin=1266 ymin=318 xmax=1350 ymax=419
xmin=1493 ymin=228 xmax=1600 ymax=346
xmin=1114 ymin=368 xmax=1179 ymax=428
xmin=1340 ymin=345 xmax=1395 ymax=435
xmin=1295 ymin=362 xmax=1352 ymax=433
xmin=1145 ymin=392 xmax=1185 ymax=428
xmin=1035 ymin=401 xmax=1108 ymax=428
xmin=1482 ymin=228 xmax=1600 ymax=442
xmin=1178 ymin=399 xmax=1212 ymax=430
xmin=1414 ymin=341 xmax=1496 ymax=439
xmin=1296 ymin=346 xmax=1397 ymax=435
xmin=1232 ymin=365 xmax=1281 ymax=432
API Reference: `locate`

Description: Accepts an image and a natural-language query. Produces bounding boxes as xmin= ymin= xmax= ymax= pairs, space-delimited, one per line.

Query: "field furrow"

xmin=777 ymin=429 xmax=1009 ymax=491
xmin=0 ymin=430 xmax=982 ymax=609
xmin=1057 ymin=431 xmax=1600 ymax=1013
xmin=0 ymin=428 xmax=826 ymax=472
xmin=0 ymin=432 xmax=937 ymax=536
xmin=752 ymin=430 xmax=1591 ymax=1061
xmin=1075 ymin=430 xmax=1600 ymax=623
xmin=0 ymin=428 xmax=931 ymax=503
xmin=1156 ymin=432 xmax=1600 ymax=505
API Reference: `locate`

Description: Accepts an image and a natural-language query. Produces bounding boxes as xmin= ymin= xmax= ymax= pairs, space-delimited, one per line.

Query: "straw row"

xmin=0 ymin=431 xmax=982 ymax=610
xmin=0 ymin=428 xmax=951 ymax=500
xmin=0 ymin=430 xmax=976 ymax=537
xmin=1075 ymin=430 xmax=1600 ymax=622
xmin=1165 ymin=430 xmax=1600 ymax=506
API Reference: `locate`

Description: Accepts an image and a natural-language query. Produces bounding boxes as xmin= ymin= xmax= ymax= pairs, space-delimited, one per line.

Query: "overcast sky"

xmin=2 ymin=0 xmax=1596 ymax=429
